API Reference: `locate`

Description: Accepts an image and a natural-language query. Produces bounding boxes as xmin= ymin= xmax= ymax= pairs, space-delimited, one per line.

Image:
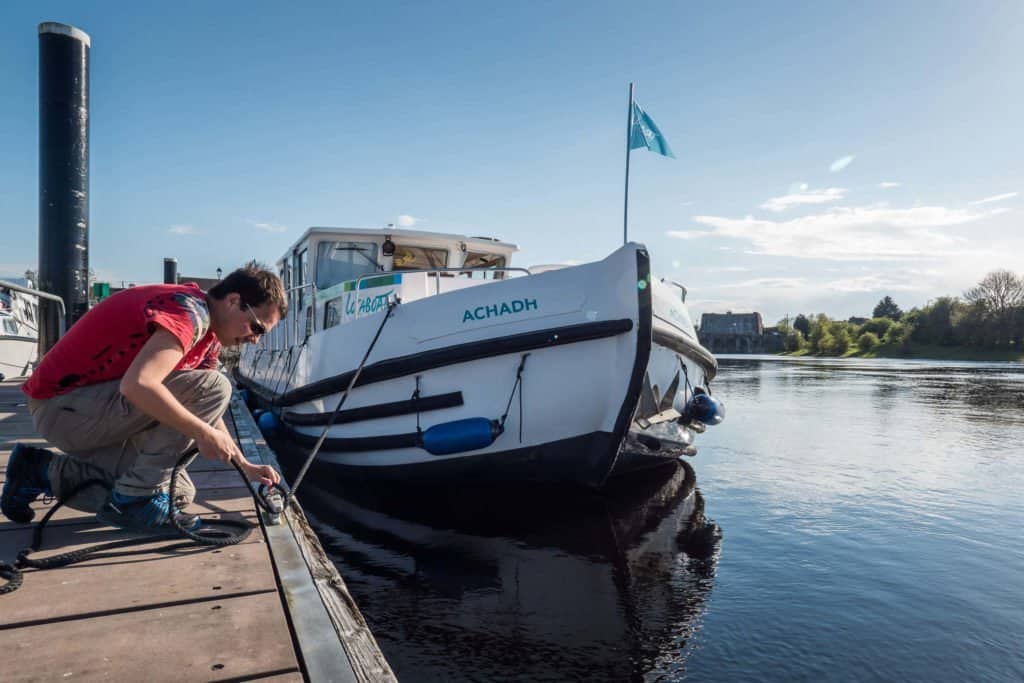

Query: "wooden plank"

xmin=3 ymin=592 xmax=300 ymax=682
xmin=0 ymin=527 xmax=272 ymax=628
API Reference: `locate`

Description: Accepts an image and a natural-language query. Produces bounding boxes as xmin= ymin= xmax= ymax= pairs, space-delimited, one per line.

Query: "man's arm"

xmin=120 ymin=329 xmax=241 ymax=464
xmin=213 ymin=415 xmax=280 ymax=486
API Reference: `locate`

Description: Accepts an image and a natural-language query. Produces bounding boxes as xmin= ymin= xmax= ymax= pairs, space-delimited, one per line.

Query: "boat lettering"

xmin=462 ymin=298 xmax=538 ymax=323
xmin=354 ymin=289 xmax=394 ymax=315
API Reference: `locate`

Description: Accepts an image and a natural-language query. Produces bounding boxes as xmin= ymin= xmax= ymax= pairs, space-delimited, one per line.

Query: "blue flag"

xmin=629 ymin=101 xmax=675 ymax=159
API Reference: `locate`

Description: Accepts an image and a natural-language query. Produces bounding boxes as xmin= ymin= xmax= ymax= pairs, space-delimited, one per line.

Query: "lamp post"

xmin=216 ymin=267 xmax=222 ymax=280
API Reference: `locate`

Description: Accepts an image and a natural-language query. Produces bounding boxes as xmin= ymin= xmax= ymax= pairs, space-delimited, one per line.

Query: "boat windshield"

xmin=316 ymin=241 xmax=380 ymax=289
xmin=462 ymin=252 xmax=507 ymax=280
xmin=392 ymin=244 xmax=449 ymax=271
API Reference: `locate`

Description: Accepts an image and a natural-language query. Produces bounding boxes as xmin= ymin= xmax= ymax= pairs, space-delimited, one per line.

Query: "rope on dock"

xmin=1 ymin=453 xmax=286 ymax=595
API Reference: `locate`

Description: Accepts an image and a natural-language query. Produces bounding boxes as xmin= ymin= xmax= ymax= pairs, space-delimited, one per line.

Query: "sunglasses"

xmin=244 ymin=303 xmax=268 ymax=337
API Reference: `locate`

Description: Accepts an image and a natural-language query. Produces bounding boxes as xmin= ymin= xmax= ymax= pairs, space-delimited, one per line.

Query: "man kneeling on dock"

xmin=1 ymin=263 xmax=285 ymax=533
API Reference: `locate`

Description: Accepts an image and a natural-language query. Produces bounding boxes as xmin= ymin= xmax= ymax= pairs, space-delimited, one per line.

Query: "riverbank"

xmin=784 ymin=342 xmax=1024 ymax=362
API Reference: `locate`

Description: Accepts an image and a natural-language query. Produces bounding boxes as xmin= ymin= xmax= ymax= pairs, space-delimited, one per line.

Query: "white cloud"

xmin=397 ymin=214 xmax=419 ymax=227
xmin=879 ymin=182 xmax=901 ymax=189
xmin=968 ymin=191 xmax=1018 ymax=206
xmin=248 ymin=219 xmax=288 ymax=233
xmin=717 ymin=276 xmax=808 ymax=290
xmin=692 ymin=265 xmax=750 ymax=273
xmin=824 ymin=274 xmax=919 ymax=293
xmin=760 ymin=187 xmax=847 ymax=212
xmin=168 ymin=224 xmax=197 ymax=235
xmin=829 ymin=155 xmax=855 ymax=172
xmin=666 ymin=229 xmax=715 ymax=240
xmin=691 ymin=204 xmax=1005 ymax=261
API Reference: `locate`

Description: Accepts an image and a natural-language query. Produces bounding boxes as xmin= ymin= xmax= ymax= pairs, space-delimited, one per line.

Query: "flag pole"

xmin=623 ymin=82 xmax=634 ymax=245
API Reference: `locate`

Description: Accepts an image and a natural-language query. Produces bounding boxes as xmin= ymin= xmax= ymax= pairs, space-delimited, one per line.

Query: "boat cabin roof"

xmin=282 ymin=226 xmax=518 ymax=260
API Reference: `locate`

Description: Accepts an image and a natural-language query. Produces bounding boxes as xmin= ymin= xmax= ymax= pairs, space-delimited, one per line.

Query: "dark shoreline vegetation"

xmin=776 ymin=270 xmax=1024 ymax=362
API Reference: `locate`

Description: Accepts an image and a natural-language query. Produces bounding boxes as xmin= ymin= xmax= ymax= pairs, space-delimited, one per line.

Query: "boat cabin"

xmin=271 ymin=227 xmax=519 ymax=346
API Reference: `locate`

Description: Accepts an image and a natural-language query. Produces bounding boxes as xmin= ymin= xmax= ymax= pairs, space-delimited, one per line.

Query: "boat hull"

xmin=237 ymin=242 xmax=717 ymax=488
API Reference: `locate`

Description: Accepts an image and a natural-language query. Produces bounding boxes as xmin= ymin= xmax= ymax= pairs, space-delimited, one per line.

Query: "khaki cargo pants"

xmin=28 ymin=370 xmax=232 ymax=512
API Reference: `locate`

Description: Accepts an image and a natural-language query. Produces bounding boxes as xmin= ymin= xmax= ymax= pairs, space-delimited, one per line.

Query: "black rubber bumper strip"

xmin=282 ymin=391 xmax=464 ymax=426
xmin=285 ymin=426 xmax=421 ymax=452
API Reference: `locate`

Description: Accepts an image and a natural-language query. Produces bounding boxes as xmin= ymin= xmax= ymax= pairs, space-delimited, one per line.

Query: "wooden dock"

xmin=0 ymin=378 xmax=395 ymax=682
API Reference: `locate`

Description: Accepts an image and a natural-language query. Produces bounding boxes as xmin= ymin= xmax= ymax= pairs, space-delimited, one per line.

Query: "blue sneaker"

xmin=1 ymin=444 xmax=54 ymax=524
xmin=96 ymin=490 xmax=201 ymax=534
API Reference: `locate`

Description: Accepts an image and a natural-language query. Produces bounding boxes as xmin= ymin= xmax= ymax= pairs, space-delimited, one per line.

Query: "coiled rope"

xmin=1 ymin=449 xmax=286 ymax=595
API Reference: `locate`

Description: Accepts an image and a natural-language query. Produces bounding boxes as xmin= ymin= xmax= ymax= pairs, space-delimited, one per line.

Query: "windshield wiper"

xmin=335 ymin=246 xmax=382 ymax=271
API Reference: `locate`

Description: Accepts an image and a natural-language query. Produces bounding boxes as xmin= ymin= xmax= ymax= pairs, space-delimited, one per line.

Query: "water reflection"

xmin=288 ymin=457 xmax=721 ymax=681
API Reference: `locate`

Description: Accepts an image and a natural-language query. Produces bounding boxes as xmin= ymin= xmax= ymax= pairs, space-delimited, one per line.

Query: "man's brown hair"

xmin=208 ymin=261 xmax=288 ymax=318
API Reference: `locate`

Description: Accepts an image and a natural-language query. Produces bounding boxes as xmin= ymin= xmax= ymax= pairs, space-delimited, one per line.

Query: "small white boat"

xmin=0 ymin=280 xmax=40 ymax=381
xmin=236 ymin=227 xmax=723 ymax=487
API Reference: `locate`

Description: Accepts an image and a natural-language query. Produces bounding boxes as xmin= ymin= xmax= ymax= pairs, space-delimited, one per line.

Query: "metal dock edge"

xmin=229 ymin=392 xmax=396 ymax=683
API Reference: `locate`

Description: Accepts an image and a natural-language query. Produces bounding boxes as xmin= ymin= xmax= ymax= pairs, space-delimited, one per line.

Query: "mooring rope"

xmin=284 ymin=298 xmax=399 ymax=502
xmin=1 ymin=449 xmax=286 ymax=595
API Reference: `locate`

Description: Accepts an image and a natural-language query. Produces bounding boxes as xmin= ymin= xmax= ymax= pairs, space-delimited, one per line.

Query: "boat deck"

xmin=0 ymin=378 xmax=393 ymax=682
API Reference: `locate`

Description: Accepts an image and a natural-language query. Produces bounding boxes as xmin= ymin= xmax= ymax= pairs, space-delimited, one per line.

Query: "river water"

xmin=292 ymin=356 xmax=1024 ymax=681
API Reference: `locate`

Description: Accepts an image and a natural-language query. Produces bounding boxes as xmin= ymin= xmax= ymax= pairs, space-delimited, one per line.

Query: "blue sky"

xmin=2 ymin=1 xmax=1021 ymax=325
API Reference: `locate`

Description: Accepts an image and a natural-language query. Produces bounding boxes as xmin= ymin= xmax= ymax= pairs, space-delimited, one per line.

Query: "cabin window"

xmin=392 ymin=245 xmax=449 ymax=271
xmin=462 ymin=252 xmax=507 ymax=280
xmin=316 ymin=241 xmax=380 ymax=289
xmin=2 ymin=319 xmax=18 ymax=335
xmin=324 ymin=297 xmax=343 ymax=330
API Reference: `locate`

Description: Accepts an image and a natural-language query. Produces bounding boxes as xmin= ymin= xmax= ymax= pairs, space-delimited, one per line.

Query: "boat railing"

xmin=663 ymin=279 xmax=687 ymax=302
xmin=352 ymin=266 xmax=531 ymax=297
xmin=0 ymin=279 xmax=67 ymax=337
xmin=284 ymin=281 xmax=318 ymax=347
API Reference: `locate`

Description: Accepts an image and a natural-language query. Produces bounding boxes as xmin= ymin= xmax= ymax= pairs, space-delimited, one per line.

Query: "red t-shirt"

xmin=23 ymin=283 xmax=222 ymax=399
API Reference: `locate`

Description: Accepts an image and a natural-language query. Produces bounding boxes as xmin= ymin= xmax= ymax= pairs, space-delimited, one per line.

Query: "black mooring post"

xmin=163 ymin=258 xmax=178 ymax=284
xmin=38 ymin=22 xmax=90 ymax=354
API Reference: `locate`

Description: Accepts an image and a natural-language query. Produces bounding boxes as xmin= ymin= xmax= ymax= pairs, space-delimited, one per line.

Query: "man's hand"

xmin=196 ymin=425 xmax=244 ymax=464
xmin=241 ymin=462 xmax=281 ymax=487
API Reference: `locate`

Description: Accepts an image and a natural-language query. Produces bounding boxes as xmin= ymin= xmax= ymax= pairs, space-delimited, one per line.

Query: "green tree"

xmin=859 ymin=317 xmax=894 ymax=339
xmin=952 ymin=301 xmax=992 ymax=348
xmin=826 ymin=320 xmax=852 ymax=355
xmin=873 ymin=296 xmax=903 ymax=320
xmin=783 ymin=328 xmax=805 ymax=352
xmin=857 ymin=331 xmax=880 ymax=352
xmin=793 ymin=314 xmax=811 ymax=339
xmin=808 ymin=314 xmax=830 ymax=354
xmin=965 ymin=270 xmax=1024 ymax=347
xmin=910 ymin=297 xmax=961 ymax=346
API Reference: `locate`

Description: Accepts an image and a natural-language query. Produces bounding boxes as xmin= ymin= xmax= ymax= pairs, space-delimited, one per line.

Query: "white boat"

xmin=0 ymin=280 xmax=40 ymax=381
xmin=236 ymin=227 xmax=723 ymax=487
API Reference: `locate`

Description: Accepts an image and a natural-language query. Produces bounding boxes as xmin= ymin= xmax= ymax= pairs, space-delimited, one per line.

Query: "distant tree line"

xmin=777 ymin=270 xmax=1024 ymax=355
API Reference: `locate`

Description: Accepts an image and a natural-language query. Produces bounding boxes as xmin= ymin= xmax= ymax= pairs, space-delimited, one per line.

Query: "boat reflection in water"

xmin=289 ymin=456 xmax=722 ymax=681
